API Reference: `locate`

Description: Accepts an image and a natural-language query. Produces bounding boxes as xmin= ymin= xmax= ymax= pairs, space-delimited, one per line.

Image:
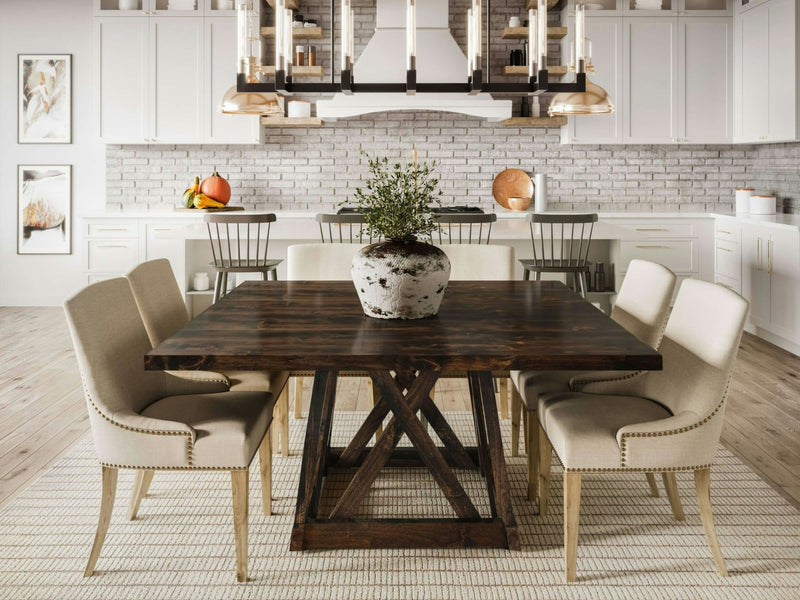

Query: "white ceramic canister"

xmin=193 ymin=272 xmax=210 ymax=291
xmin=735 ymin=188 xmax=754 ymax=214
xmin=287 ymin=100 xmax=311 ymax=118
xmin=534 ymin=173 xmax=548 ymax=212
xmin=749 ymin=195 xmax=777 ymax=215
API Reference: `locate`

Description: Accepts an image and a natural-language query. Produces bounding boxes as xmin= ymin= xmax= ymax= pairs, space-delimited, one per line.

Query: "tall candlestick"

xmin=528 ymin=8 xmax=537 ymax=78
xmin=575 ymin=1 xmax=585 ymax=74
xmin=407 ymin=0 xmax=416 ymax=71
xmin=467 ymin=7 xmax=474 ymax=75
xmin=341 ymin=0 xmax=349 ymax=71
xmin=275 ymin=0 xmax=284 ymax=72
xmin=537 ymin=0 xmax=547 ymax=68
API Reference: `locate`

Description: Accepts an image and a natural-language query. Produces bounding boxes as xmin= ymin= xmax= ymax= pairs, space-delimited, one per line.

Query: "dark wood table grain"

xmin=146 ymin=281 xmax=661 ymax=551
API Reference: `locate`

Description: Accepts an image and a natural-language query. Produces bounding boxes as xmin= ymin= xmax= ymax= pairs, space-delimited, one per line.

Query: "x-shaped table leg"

xmin=329 ymin=369 xmax=480 ymax=520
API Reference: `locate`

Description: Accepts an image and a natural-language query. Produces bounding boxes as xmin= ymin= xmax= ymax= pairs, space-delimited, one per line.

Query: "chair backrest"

xmin=526 ymin=212 xmax=598 ymax=268
xmin=64 ymin=278 xmax=166 ymax=419
xmin=430 ymin=214 xmax=497 ymax=245
xmin=316 ymin=213 xmax=381 ymax=244
xmin=287 ymin=243 xmax=363 ymax=280
xmin=127 ymin=259 xmax=189 ymax=346
xmin=439 ymin=244 xmax=515 ymax=281
xmin=611 ymin=259 xmax=676 ymax=349
xmin=204 ymin=212 xmax=276 ymax=268
xmin=643 ymin=279 xmax=749 ymax=421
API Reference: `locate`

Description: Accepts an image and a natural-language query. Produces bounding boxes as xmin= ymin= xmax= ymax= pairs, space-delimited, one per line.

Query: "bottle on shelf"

xmin=594 ymin=262 xmax=606 ymax=293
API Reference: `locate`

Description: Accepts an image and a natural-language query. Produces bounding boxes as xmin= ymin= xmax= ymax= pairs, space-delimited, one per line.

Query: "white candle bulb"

xmin=467 ymin=7 xmax=474 ymax=76
xmin=575 ymin=1 xmax=585 ymax=73
xmin=528 ymin=8 xmax=537 ymax=78
xmin=537 ymin=0 xmax=547 ymax=67
xmin=407 ymin=0 xmax=416 ymax=70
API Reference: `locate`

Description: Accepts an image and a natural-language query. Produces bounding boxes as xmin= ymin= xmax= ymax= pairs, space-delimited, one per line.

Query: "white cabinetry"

xmin=563 ymin=10 xmax=731 ymax=144
xmin=734 ymin=0 xmax=799 ymax=142
xmin=95 ymin=13 xmax=259 ymax=144
xmin=716 ymin=216 xmax=800 ymax=351
xmin=624 ymin=18 xmax=680 ymax=143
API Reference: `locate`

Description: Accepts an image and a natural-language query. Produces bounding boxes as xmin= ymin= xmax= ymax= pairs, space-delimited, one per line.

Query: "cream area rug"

xmin=1 ymin=412 xmax=799 ymax=600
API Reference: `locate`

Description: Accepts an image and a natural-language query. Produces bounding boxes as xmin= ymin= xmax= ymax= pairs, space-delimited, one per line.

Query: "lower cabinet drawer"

xmin=714 ymin=221 xmax=741 ymax=244
xmin=715 ymin=273 xmax=742 ymax=295
xmin=715 ymin=239 xmax=741 ymax=280
xmin=86 ymin=239 xmax=140 ymax=272
xmin=618 ymin=240 xmax=698 ymax=273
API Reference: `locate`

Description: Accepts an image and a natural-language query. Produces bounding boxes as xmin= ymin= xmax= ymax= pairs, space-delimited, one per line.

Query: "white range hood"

xmin=316 ymin=0 xmax=511 ymax=121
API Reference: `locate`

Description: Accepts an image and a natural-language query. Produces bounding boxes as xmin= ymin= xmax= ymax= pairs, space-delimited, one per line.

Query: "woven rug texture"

xmin=1 ymin=412 xmax=799 ymax=600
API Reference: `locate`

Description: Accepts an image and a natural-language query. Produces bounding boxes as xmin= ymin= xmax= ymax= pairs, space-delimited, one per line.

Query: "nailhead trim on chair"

xmin=617 ymin=360 xmax=737 ymax=467
xmin=80 ymin=375 xmax=195 ymax=465
xmin=571 ymin=369 xmax=646 ymax=390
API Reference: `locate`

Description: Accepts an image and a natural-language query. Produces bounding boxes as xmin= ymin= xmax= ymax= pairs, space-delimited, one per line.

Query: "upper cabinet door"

xmin=563 ymin=18 xmax=624 ymax=144
xmin=623 ymin=18 xmax=679 ymax=142
xmin=767 ymin=0 xmax=798 ymax=142
xmin=150 ymin=17 xmax=204 ymax=143
xmin=96 ymin=18 xmax=149 ymax=143
xmin=679 ymin=17 xmax=732 ymax=142
xmin=206 ymin=18 xmax=261 ymax=143
xmin=737 ymin=4 xmax=769 ymax=141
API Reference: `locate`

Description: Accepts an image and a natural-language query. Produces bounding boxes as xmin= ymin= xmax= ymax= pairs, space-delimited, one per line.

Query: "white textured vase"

xmin=352 ymin=240 xmax=451 ymax=320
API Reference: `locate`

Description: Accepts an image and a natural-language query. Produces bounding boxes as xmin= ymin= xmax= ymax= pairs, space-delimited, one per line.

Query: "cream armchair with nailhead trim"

xmin=64 ymin=277 xmax=276 ymax=582
xmin=510 ymin=259 xmax=676 ymax=502
xmin=533 ymin=279 xmax=749 ymax=582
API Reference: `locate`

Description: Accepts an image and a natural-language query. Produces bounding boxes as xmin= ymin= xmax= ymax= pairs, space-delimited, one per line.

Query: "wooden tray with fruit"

xmin=177 ymin=170 xmax=243 ymax=211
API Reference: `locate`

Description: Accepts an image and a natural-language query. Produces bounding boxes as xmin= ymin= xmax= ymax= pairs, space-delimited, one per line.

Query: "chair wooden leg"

xmin=259 ymin=430 xmax=272 ymax=516
xmin=230 ymin=469 xmax=249 ymax=583
xmin=538 ymin=423 xmax=552 ymax=516
xmin=213 ymin=272 xmax=224 ymax=303
xmin=526 ymin=410 xmax=539 ymax=503
xmin=695 ymin=468 xmax=728 ymax=576
xmin=84 ymin=466 xmax=118 ymax=577
xmin=564 ymin=472 xmax=582 ymax=583
xmin=272 ymin=394 xmax=283 ymax=454
xmin=127 ymin=469 xmax=154 ymax=520
xmin=645 ymin=472 xmax=660 ymax=497
xmin=279 ymin=386 xmax=290 ymax=457
xmin=498 ymin=377 xmax=509 ymax=419
xmin=662 ymin=472 xmax=685 ymax=521
xmin=522 ymin=404 xmax=528 ymax=454
xmin=293 ymin=376 xmax=303 ymax=419
xmin=510 ymin=386 xmax=522 ymax=457
xmin=221 ymin=272 xmax=229 ymax=300
xmin=370 ymin=377 xmax=383 ymax=439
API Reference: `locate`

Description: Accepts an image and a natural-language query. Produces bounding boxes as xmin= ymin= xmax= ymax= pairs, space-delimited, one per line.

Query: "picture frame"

xmin=18 ymin=54 xmax=72 ymax=144
xmin=17 ymin=165 xmax=72 ymax=255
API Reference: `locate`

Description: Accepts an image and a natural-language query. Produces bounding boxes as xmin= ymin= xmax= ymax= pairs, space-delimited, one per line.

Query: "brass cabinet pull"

xmin=634 ymin=245 xmax=668 ymax=249
xmin=717 ymin=229 xmax=731 ymax=234
xmin=635 ymin=228 xmax=669 ymax=232
xmin=96 ymin=244 xmax=129 ymax=248
xmin=768 ymin=240 xmax=773 ymax=274
xmin=716 ymin=246 xmax=731 ymax=253
xmin=96 ymin=227 xmax=127 ymax=232
xmin=756 ymin=237 xmax=762 ymax=270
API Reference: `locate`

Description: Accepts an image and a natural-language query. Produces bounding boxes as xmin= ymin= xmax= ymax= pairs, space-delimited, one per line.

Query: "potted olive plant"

xmin=350 ymin=152 xmax=450 ymax=320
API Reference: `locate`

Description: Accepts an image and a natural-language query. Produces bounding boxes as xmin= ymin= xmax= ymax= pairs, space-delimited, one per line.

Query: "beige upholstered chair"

xmin=64 ymin=278 xmax=277 ymax=582
xmin=511 ymin=259 xmax=676 ymax=500
xmin=534 ymin=279 xmax=749 ymax=581
xmin=127 ymin=260 xmax=290 ymax=459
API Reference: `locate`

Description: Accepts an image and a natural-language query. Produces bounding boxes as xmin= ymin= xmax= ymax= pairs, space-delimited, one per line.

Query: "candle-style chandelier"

xmin=234 ymin=0 xmax=588 ymax=98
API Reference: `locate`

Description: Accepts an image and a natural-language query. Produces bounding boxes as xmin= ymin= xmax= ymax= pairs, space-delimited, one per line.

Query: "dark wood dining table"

xmin=145 ymin=280 xmax=661 ymax=552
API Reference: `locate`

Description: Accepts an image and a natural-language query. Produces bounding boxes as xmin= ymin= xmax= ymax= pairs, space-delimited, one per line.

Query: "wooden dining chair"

xmin=205 ymin=212 xmax=281 ymax=302
xmin=316 ymin=212 xmax=381 ymax=244
xmin=64 ymin=278 xmax=277 ymax=582
xmin=520 ymin=213 xmax=598 ymax=297
xmin=510 ymin=260 xmax=676 ymax=505
xmin=535 ymin=279 xmax=748 ymax=581
xmin=430 ymin=213 xmax=497 ymax=245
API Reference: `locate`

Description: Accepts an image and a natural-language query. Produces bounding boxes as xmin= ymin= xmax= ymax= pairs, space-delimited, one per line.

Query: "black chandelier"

xmin=236 ymin=0 xmax=587 ymax=97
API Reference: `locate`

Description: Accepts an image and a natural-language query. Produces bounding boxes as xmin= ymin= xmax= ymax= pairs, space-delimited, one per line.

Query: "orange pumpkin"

xmin=199 ymin=169 xmax=231 ymax=204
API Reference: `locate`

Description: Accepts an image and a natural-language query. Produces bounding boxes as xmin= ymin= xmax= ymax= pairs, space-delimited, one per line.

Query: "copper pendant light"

xmin=219 ymin=86 xmax=283 ymax=115
xmin=548 ymin=77 xmax=614 ymax=116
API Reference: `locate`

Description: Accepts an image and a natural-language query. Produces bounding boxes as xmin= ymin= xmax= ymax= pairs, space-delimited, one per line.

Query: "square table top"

xmin=145 ymin=280 xmax=662 ymax=373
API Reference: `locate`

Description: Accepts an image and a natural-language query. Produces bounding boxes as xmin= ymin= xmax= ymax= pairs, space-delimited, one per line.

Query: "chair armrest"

xmin=616 ymin=410 xmax=724 ymax=469
xmin=111 ymin=410 xmax=196 ymax=443
xmin=164 ymin=371 xmax=230 ymax=396
xmin=569 ymin=370 xmax=647 ymax=396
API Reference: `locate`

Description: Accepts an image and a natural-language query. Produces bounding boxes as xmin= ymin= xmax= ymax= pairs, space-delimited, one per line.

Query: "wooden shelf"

xmin=527 ymin=0 xmax=560 ymax=8
xmin=266 ymin=0 xmax=299 ymax=9
xmin=260 ymin=116 xmax=324 ymax=127
xmin=261 ymin=65 xmax=324 ymax=77
xmin=501 ymin=116 xmax=567 ymax=127
xmin=502 ymin=26 xmax=567 ymax=40
xmin=501 ymin=65 xmax=567 ymax=77
xmin=261 ymin=26 xmax=324 ymax=39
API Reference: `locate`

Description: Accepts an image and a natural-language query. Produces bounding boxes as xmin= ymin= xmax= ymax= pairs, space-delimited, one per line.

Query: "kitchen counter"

xmin=713 ymin=212 xmax=800 ymax=232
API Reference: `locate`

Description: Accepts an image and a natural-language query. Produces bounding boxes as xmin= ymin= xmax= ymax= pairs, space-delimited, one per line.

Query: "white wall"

xmin=0 ymin=0 xmax=105 ymax=306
